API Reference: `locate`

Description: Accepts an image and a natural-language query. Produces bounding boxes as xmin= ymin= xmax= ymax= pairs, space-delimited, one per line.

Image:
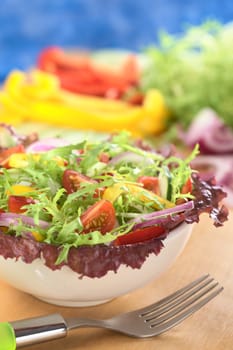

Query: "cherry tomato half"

xmin=176 ymin=177 xmax=193 ymax=205
xmin=114 ymin=225 xmax=165 ymax=246
xmin=138 ymin=176 xmax=160 ymax=195
xmin=98 ymin=152 xmax=110 ymax=163
xmin=181 ymin=177 xmax=192 ymax=194
xmin=62 ymin=169 xmax=97 ymax=194
xmin=81 ymin=199 xmax=116 ymax=234
xmin=8 ymin=195 xmax=34 ymax=214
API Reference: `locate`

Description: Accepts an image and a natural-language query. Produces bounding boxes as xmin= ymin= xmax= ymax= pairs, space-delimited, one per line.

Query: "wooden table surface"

xmin=0 ymin=211 xmax=232 ymax=350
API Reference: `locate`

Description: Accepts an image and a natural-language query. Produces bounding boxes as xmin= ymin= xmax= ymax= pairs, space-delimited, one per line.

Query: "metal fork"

xmin=10 ymin=274 xmax=223 ymax=348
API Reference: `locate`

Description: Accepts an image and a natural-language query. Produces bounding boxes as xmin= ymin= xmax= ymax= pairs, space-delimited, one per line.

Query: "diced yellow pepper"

xmin=53 ymin=156 xmax=67 ymax=166
xmin=6 ymin=184 xmax=35 ymax=196
xmin=31 ymin=231 xmax=44 ymax=242
xmin=103 ymin=182 xmax=174 ymax=209
xmin=7 ymin=153 xmax=40 ymax=168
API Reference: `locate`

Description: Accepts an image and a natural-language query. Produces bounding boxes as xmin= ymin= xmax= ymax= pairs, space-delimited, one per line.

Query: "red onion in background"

xmin=181 ymin=108 xmax=233 ymax=154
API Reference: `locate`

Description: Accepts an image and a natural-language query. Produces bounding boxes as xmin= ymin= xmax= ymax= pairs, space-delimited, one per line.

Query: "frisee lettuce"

xmin=0 ymin=131 xmax=198 ymax=263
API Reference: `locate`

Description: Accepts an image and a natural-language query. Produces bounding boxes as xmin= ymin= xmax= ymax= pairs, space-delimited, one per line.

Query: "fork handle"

xmin=6 ymin=313 xmax=67 ymax=348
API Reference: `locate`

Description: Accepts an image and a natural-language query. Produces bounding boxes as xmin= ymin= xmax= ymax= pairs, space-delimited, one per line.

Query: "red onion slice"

xmin=0 ymin=212 xmax=50 ymax=229
xmin=130 ymin=200 xmax=194 ymax=230
xmin=132 ymin=213 xmax=184 ymax=230
xmin=26 ymin=138 xmax=71 ymax=153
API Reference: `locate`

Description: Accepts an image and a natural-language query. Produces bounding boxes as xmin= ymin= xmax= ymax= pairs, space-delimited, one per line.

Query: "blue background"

xmin=0 ymin=0 xmax=232 ymax=81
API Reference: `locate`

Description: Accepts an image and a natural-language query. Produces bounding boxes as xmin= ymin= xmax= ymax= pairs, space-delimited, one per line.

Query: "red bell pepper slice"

xmin=114 ymin=226 xmax=165 ymax=245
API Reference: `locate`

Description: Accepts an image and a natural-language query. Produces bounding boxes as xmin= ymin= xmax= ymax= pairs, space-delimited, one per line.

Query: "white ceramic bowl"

xmin=0 ymin=223 xmax=193 ymax=307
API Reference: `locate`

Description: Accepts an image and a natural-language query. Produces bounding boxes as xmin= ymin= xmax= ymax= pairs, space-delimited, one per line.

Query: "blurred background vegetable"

xmin=141 ymin=22 xmax=233 ymax=129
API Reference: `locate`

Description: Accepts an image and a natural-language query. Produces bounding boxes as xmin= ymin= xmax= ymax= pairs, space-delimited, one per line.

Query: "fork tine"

xmin=143 ymin=276 xmax=215 ymax=320
xmin=145 ymin=280 xmax=220 ymax=325
xmin=139 ymin=274 xmax=210 ymax=316
xmin=149 ymin=285 xmax=223 ymax=336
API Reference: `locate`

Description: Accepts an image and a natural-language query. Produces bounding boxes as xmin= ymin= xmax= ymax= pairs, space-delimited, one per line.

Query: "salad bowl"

xmin=0 ymin=124 xmax=228 ymax=307
xmin=0 ymin=222 xmax=193 ymax=307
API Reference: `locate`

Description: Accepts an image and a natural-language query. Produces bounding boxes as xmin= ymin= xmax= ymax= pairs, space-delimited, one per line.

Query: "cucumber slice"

xmin=159 ymin=167 xmax=172 ymax=201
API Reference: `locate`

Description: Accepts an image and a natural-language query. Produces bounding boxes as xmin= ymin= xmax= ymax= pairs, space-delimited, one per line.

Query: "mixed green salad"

xmin=0 ymin=124 xmax=228 ymax=268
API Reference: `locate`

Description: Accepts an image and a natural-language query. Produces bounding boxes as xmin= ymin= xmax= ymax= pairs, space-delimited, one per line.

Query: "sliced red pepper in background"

xmin=37 ymin=46 xmax=140 ymax=98
xmin=114 ymin=225 xmax=165 ymax=246
xmin=57 ymin=71 xmax=128 ymax=96
xmin=121 ymin=54 xmax=140 ymax=84
xmin=138 ymin=176 xmax=160 ymax=195
xmin=37 ymin=46 xmax=91 ymax=73
xmin=0 ymin=144 xmax=25 ymax=168
xmin=124 ymin=91 xmax=144 ymax=105
xmin=81 ymin=199 xmax=116 ymax=234
xmin=8 ymin=195 xmax=34 ymax=214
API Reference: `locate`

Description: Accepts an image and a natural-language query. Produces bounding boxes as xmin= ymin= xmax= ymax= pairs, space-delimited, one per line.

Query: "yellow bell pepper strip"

xmin=5 ymin=70 xmax=135 ymax=113
xmin=0 ymin=69 xmax=169 ymax=136
xmin=1 ymin=70 xmax=143 ymax=133
xmin=60 ymin=90 xmax=133 ymax=113
xmin=0 ymin=91 xmax=27 ymax=119
xmin=4 ymin=69 xmax=59 ymax=100
xmin=141 ymin=89 xmax=170 ymax=134
xmin=0 ymin=111 xmax=22 ymax=125
xmin=25 ymin=101 xmax=143 ymax=132
xmin=103 ymin=183 xmax=174 ymax=209
xmin=4 ymin=70 xmax=131 ymax=112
